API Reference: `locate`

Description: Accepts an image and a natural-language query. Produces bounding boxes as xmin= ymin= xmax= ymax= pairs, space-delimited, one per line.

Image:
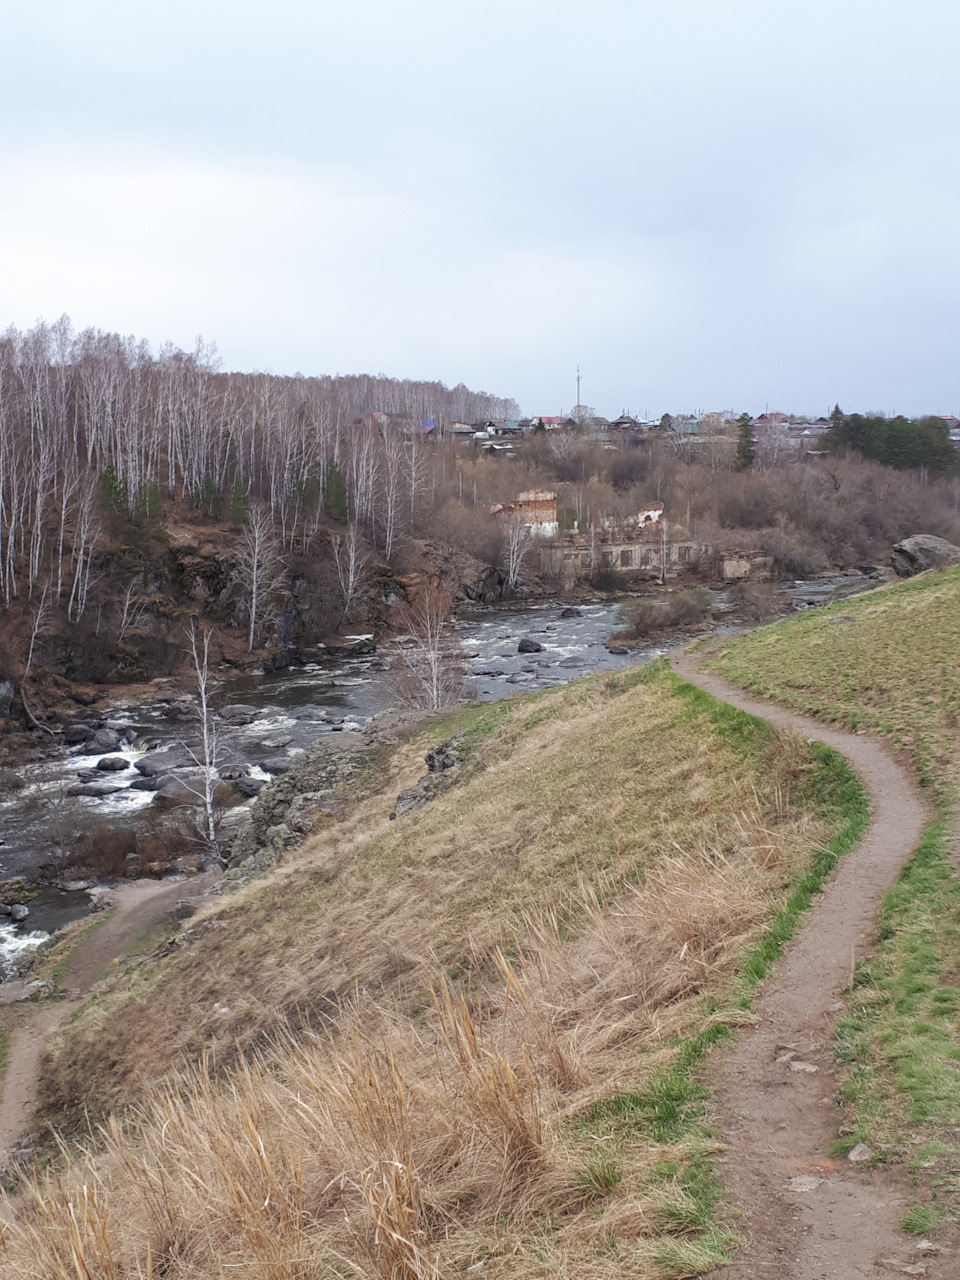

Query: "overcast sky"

xmin=2 ymin=1 xmax=958 ymax=417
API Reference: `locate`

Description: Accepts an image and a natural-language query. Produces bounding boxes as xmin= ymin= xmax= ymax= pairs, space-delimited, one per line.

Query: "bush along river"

xmin=0 ymin=572 xmax=879 ymax=977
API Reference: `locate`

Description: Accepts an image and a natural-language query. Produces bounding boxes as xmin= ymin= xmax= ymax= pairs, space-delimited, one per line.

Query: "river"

xmin=0 ymin=573 xmax=877 ymax=976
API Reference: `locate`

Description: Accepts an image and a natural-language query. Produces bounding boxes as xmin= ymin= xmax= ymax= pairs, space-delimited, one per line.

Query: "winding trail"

xmin=0 ymin=873 xmax=215 ymax=1170
xmin=671 ymin=652 xmax=942 ymax=1278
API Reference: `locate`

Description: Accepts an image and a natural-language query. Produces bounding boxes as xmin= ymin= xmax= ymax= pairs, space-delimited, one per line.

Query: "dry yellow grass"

xmin=41 ymin=669 xmax=817 ymax=1119
xmin=4 ymin=665 xmax=843 ymax=1278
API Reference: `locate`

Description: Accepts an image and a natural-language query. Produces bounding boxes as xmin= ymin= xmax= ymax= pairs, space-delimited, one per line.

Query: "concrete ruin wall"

xmin=539 ymin=534 xmax=706 ymax=588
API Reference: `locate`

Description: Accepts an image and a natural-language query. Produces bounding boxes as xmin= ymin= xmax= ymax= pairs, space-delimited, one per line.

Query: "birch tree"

xmin=331 ymin=522 xmax=368 ymax=625
xmin=388 ymin=586 xmax=466 ymax=710
xmin=183 ymin=621 xmax=221 ymax=859
xmin=236 ymin=502 xmax=286 ymax=650
xmin=504 ymin=515 xmax=533 ymax=595
xmin=378 ymin=422 xmax=405 ymax=559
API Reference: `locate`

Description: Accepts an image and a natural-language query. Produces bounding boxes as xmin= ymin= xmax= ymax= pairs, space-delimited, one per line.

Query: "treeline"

xmin=825 ymin=407 xmax=958 ymax=474
xmin=0 ymin=316 xmax=518 ymax=612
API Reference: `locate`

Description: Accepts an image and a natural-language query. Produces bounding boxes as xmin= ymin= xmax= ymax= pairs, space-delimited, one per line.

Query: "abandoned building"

xmin=720 ymin=552 xmax=774 ymax=582
xmin=538 ymin=523 xmax=706 ymax=589
xmin=490 ymin=491 xmax=758 ymax=587
xmin=491 ymin=490 xmax=559 ymax=537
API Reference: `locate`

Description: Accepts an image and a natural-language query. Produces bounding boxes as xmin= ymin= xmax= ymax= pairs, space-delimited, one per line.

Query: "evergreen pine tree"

xmin=735 ymin=413 xmax=756 ymax=471
xmin=323 ymin=461 xmax=349 ymax=522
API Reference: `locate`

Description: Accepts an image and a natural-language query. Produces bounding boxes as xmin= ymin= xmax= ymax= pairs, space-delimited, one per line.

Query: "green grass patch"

xmin=31 ymin=908 xmax=117 ymax=992
xmin=707 ymin=565 xmax=960 ymax=1235
xmin=902 ymin=1204 xmax=941 ymax=1236
xmin=708 ymin=565 xmax=960 ymax=803
xmin=833 ymin=815 xmax=960 ymax=1223
xmin=737 ymin=742 xmax=869 ymax=997
xmin=573 ymin=728 xmax=867 ymax=1267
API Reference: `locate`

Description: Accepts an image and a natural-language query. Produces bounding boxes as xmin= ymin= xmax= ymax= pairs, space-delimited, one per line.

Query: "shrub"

xmin=617 ymin=588 xmax=712 ymax=640
xmin=760 ymin=526 xmax=829 ymax=578
xmin=730 ymin=580 xmax=779 ymax=624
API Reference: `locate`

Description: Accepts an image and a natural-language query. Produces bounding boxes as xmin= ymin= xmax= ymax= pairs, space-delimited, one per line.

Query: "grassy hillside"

xmin=709 ymin=566 xmax=960 ymax=1233
xmin=5 ymin=664 xmax=863 ymax=1279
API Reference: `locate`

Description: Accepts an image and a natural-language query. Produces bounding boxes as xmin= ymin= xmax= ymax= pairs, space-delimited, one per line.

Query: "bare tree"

xmin=657 ymin=516 xmax=669 ymax=586
xmin=331 ymin=522 xmax=368 ymax=625
xmin=378 ymin=422 xmax=405 ymax=559
xmin=117 ymin=575 xmax=149 ymax=642
xmin=66 ymin=480 xmax=102 ymax=623
xmin=388 ymin=586 xmax=466 ymax=710
xmin=24 ymin=580 xmax=51 ymax=679
xmin=503 ymin=515 xmax=533 ymax=596
xmin=182 ymin=621 xmax=221 ymax=860
xmin=403 ymin=429 xmax=429 ymax=526
xmin=236 ymin=502 xmax=286 ymax=650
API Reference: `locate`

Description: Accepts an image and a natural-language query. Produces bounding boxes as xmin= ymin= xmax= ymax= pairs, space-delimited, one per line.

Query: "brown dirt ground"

xmin=0 ymin=873 xmax=216 ymax=1168
xmin=672 ymin=651 xmax=949 ymax=1278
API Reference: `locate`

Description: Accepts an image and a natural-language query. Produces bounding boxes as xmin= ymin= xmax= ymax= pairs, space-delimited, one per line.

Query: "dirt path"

xmin=670 ymin=652 xmax=945 ymax=1278
xmin=0 ymin=874 xmax=215 ymax=1170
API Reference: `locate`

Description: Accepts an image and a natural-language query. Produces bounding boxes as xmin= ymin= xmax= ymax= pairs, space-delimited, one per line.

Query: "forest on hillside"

xmin=0 ymin=316 xmax=518 ymax=612
xmin=2 ymin=317 xmax=960 ymax=692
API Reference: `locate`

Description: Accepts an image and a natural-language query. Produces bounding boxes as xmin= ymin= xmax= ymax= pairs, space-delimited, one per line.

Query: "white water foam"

xmin=0 ymin=921 xmax=49 ymax=980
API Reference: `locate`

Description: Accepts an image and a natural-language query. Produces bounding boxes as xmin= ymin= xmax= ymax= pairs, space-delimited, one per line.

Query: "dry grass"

xmin=6 ymin=838 xmax=805 ymax=1279
xmin=40 ymin=667 xmax=818 ymax=1122
xmin=3 ymin=665 xmax=842 ymax=1277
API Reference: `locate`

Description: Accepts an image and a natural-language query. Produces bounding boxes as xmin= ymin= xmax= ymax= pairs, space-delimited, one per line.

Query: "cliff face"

xmin=0 ymin=510 xmax=539 ymax=731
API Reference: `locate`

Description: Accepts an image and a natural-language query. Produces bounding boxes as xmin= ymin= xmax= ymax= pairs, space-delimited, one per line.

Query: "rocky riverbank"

xmin=0 ymin=571 xmax=887 ymax=979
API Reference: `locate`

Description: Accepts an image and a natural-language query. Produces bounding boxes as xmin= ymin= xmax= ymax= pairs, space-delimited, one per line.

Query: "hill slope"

xmin=4 ymin=664 xmax=861 ymax=1279
xmin=709 ymin=565 xmax=960 ymax=1240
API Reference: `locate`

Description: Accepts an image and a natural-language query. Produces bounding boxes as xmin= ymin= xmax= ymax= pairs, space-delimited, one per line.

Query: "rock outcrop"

xmin=221 ymin=738 xmax=364 ymax=883
xmin=891 ymin=534 xmax=960 ymax=577
xmin=392 ymin=738 xmax=462 ymax=818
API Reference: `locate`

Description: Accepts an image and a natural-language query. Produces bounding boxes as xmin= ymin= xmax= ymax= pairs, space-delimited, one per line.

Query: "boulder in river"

xmin=63 ymin=724 xmax=92 ymax=744
xmin=136 ymin=746 xmax=191 ymax=776
xmin=559 ymin=607 xmax=582 ymax=618
xmin=339 ymin=639 xmax=376 ymax=657
xmin=517 ymin=637 xmax=544 ymax=654
xmin=129 ymin=774 xmax=170 ymax=791
xmin=607 ymin=645 xmax=630 ymax=655
xmin=262 ymin=755 xmax=295 ymax=774
xmin=97 ymin=755 xmax=131 ymax=771
xmin=153 ymin=775 xmax=205 ymax=806
xmin=10 ymin=904 xmax=29 ymax=922
xmin=66 ymin=780 xmax=126 ymax=798
xmin=891 ymin=534 xmax=960 ymax=577
xmin=233 ymin=775 xmax=266 ymax=797
xmin=218 ymin=704 xmax=260 ymax=725
xmin=88 ymin=727 xmax=120 ymax=752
